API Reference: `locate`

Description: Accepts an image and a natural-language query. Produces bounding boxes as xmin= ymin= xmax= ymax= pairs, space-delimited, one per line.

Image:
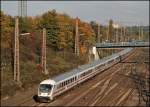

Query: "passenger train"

xmin=37 ymin=48 xmax=133 ymax=102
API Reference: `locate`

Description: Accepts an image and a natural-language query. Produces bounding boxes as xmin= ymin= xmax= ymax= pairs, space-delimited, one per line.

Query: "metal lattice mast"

xmin=97 ymin=23 xmax=100 ymax=43
xmin=141 ymin=27 xmax=144 ymax=41
xmin=107 ymin=25 xmax=109 ymax=42
xmin=123 ymin=27 xmax=126 ymax=42
xmin=121 ymin=26 xmax=123 ymax=42
xmin=139 ymin=25 xmax=141 ymax=40
xmin=41 ymin=28 xmax=47 ymax=74
xmin=75 ymin=17 xmax=79 ymax=56
xmin=18 ymin=0 xmax=27 ymax=17
xmin=14 ymin=17 xmax=20 ymax=82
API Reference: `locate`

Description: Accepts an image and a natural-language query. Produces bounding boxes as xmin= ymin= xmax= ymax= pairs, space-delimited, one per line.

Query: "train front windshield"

xmin=39 ymin=84 xmax=52 ymax=93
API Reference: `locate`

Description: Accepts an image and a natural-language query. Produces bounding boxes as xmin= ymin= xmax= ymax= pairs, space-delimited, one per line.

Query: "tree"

xmin=40 ymin=9 xmax=60 ymax=49
xmin=1 ymin=11 xmax=14 ymax=71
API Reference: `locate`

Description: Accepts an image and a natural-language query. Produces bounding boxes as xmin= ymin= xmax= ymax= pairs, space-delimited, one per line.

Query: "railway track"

xmin=2 ymin=48 xmax=148 ymax=106
xmin=20 ymin=49 xmax=145 ymax=106
xmin=40 ymin=49 xmax=140 ymax=106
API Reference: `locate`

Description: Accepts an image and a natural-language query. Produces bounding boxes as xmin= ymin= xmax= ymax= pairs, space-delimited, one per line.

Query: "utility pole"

xmin=121 ymin=26 xmax=123 ymax=42
xmin=130 ymin=26 xmax=132 ymax=42
xmin=75 ymin=17 xmax=79 ymax=56
xmin=116 ymin=27 xmax=118 ymax=43
xmin=123 ymin=27 xmax=126 ymax=42
xmin=141 ymin=27 xmax=144 ymax=41
xmin=139 ymin=25 xmax=141 ymax=40
xmin=107 ymin=25 xmax=109 ymax=42
xmin=41 ymin=28 xmax=48 ymax=75
xmin=97 ymin=23 xmax=100 ymax=43
xmin=14 ymin=17 xmax=20 ymax=83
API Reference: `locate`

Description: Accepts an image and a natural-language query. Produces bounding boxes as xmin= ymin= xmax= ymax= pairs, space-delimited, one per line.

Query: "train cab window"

xmin=39 ymin=84 xmax=52 ymax=93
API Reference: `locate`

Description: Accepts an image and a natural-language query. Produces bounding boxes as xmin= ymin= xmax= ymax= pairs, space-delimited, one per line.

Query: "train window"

xmin=67 ymin=80 xmax=69 ymax=84
xmin=61 ymin=82 xmax=63 ymax=87
xmin=59 ymin=83 xmax=61 ymax=88
xmin=70 ymin=78 xmax=72 ymax=83
xmin=63 ymin=82 xmax=65 ymax=86
xmin=66 ymin=80 xmax=68 ymax=85
xmin=61 ymin=83 xmax=63 ymax=87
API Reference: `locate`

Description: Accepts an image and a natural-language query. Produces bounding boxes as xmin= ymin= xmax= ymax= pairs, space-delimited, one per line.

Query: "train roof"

xmin=49 ymin=48 xmax=132 ymax=83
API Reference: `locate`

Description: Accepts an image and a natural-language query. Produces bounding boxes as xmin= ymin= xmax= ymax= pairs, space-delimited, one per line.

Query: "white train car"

xmin=37 ymin=48 xmax=133 ymax=102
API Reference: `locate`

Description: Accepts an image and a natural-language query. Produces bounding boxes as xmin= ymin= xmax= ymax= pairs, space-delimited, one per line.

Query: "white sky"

xmin=1 ymin=1 xmax=149 ymax=26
